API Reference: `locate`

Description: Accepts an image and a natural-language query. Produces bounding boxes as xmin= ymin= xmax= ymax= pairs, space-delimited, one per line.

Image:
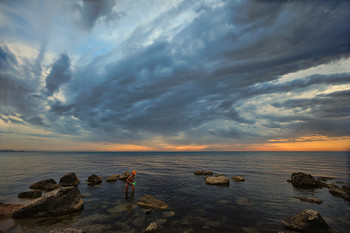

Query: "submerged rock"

xmin=144 ymin=222 xmax=162 ymax=233
xmin=87 ymin=174 xmax=102 ymax=185
xmin=282 ymin=209 xmax=333 ymax=233
xmin=194 ymin=171 xmax=213 ymax=175
xmin=106 ymin=174 xmax=120 ymax=182
xmin=119 ymin=171 xmax=130 ymax=179
xmin=294 ymin=197 xmax=323 ymax=204
xmin=137 ymin=194 xmax=168 ymax=210
xmin=289 ymin=172 xmax=327 ymax=189
xmin=13 ymin=186 xmax=84 ymax=218
xmin=18 ymin=190 xmax=42 ymax=199
xmin=205 ymin=176 xmax=230 ymax=185
xmin=0 ymin=202 xmax=24 ymax=217
xmin=327 ymin=183 xmax=350 ymax=201
xmin=59 ymin=172 xmax=80 ymax=187
xmin=29 ymin=179 xmax=60 ymax=191
xmin=232 ymin=176 xmax=245 ymax=182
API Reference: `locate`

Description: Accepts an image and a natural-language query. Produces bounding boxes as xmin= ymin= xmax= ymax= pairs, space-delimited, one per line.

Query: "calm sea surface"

xmin=0 ymin=151 xmax=349 ymax=233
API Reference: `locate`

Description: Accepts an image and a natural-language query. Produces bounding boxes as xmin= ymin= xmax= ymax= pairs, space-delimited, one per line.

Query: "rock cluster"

xmin=282 ymin=209 xmax=333 ymax=233
xmin=294 ymin=197 xmax=323 ymax=204
xmin=13 ymin=186 xmax=84 ymax=218
xmin=119 ymin=171 xmax=130 ymax=179
xmin=327 ymin=183 xmax=350 ymax=201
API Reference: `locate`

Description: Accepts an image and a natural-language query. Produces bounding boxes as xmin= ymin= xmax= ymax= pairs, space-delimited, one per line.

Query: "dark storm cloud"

xmin=46 ymin=0 xmax=350 ymax=143
xmin=45 ymin=54 xmax=71 ymax=96
xmin=72 ymin=0 xmax=120 ymax=30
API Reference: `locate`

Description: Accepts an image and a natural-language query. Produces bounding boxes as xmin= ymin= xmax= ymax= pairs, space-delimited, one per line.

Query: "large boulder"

xmin=87 ymin=174 xmax=102 ymax=185
xmin=282 ymin=209 xmax=333 ymax=233
xmin=205 ymin=176 xmax=230 ymax=185
xmin=29 ymin=179 xmax=60 ymax=191
xmin=194 ymin=171 xmax=213 ymax=175
xmin=327 ymin=183 xmax=350 ymax=201
xmin=106 ymin=174 xmax=120 ymax=182
xmin=0 ymin=202 xmax=24 ymax=217
xmin=12 ymin=186 xmax=84 ymax=218
xmin=59 ymin=172 xmax=80 ymax=187
xmin=137 ymin=194 xmax=168 ymax=210
xmin=119 ymin=171 xmax=130 ymax=179
xmin=18 ymin=190 xmax=42 ymax=199
xmin=289 ymin=172 xmax=326 ymax=189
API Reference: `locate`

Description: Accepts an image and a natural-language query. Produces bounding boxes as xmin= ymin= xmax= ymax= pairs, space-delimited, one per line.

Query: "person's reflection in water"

xmin=125 ymin=191 xmax=134 ymax=202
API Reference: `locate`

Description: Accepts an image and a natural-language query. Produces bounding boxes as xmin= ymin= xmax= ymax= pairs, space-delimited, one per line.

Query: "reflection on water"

xmin=0 ymin=151 xmax=349 ymax=232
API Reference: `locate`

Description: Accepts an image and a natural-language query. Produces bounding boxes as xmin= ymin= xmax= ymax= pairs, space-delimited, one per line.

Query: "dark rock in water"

xmin=143 ymin=208 xmax=152 ymax=214
xmin=29 ymin=179 xmax=60 ymax=191
xmin=282 ymin=209 xmax=333 ymax=233
xmin=144 ymin=222 xmax=162 ymax=233
xmin=205 ymin=176 xmax=230 ymax=185
xmin=18 ymin=190 xmax=42 ymax=199
xmin=106 ymin=174 xmax=120 ymax=182
xmin=294 ymin=197 xmax=323 ymax=204
xmin=87 ymin=174 xmax=102 ymax=185
xmin=119 ymin=171 xmax=130 ymax=179
xmin=59 ymin=172 xmax=80 ymax=187
xmin=232 ymin=176 xmax=245 ymax=182
xmin=137 ymin=194 xmax=168 ymax=210
xmin=327 ymin=183 xmax=350 ymax=201
xmin=194 ymin=171 xmax=213 ymax=175
xmin=289 ymin=172 xmax=327 ymax=189
xmin=0 ymin=202 xmax=24 ymax=217
xmin=13 ymin=186 xmax=84 ymax=218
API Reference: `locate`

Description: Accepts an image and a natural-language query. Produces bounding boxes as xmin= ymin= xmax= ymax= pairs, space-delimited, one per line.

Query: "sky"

xmin=0 ymin=0 xmax=350 ymax=151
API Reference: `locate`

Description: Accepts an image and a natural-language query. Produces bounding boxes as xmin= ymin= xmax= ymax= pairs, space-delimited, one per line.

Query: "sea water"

xmin=0 ymin=151 xmax=349 ymax=233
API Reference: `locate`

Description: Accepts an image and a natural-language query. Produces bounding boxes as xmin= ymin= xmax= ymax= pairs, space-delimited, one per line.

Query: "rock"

xmin=12 ymin=186 xmax=84 ymax=218
xmin=163 ymin=211 xmax=175 ymax=218
xmin=205 ymin=176 xmax=230 ymax=185
xmin=327 ymin=183 xmax=350 ymax=201
xmin=106 ymin=174 xmax=120 ymax=182
xmin=59 ymin=172 xmax=80 ymax=187
xmin=18 ymin=190 xmax=42 ymax=199
xmin=281 ymin=209 xmax=333 ymax=233
xmin=0 ymin=202 xmax=24 ymax=217
xmin=119 ymin=171 xmax=130 ymax=179
xmin=144 ymin=222 xmax=162 ymax=233
xmin=144 ymin=208 xmax=152 ymax=214
xmin=194 ymin=171 xmax=213 ymax=175
xmin=87 ymin=174 xmax=102 ymax=185
xmin=29 ymin=179 xmax=60 ymax=191
xmin=289 ymin=172 xmax=327 ymax=189
xmin=232 ymin=176 xmax=245 ymax=182
xmin=294 ymin=197 xmax=323 ymax=204
xmin=137 ymin=194 xmax=168 ymax=210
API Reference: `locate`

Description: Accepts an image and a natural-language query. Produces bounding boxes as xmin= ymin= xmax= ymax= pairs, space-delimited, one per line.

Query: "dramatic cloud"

xmin=0 ymin=0 xmax=349 ymax=151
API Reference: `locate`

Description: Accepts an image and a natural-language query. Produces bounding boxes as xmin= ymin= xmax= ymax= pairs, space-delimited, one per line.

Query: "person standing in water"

xmin=125 ymin=171 xmax=136 ymax=193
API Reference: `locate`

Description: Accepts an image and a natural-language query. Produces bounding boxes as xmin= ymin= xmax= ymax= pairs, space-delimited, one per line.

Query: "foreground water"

xmin=0 ymin=151 xmax=349 ymax=233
